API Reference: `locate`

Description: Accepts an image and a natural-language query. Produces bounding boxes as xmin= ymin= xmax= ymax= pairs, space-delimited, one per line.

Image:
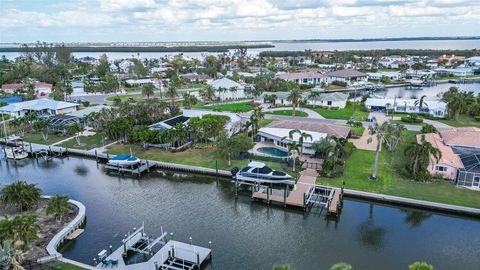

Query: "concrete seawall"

xmin=38 ymin=196 xmax=93 ymax=269
xmin=344 ymin=189 xmax=480 ymax=217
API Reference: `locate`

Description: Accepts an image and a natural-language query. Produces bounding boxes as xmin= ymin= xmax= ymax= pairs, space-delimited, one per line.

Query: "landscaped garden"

xmin=312 ymin=102 xmax=368 ymax=121
xmin=266 ymin=110 xmax=308 ymax=117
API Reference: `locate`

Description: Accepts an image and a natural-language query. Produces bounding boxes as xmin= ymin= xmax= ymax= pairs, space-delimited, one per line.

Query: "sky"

xmin=1 ymin=0 xmax=480 ymax=43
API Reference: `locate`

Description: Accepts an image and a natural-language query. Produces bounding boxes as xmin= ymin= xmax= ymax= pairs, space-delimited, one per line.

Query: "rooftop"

xmin=267 ymin=120 xmax=351 ymax=139
xmin=440 ymin=127 xmax=480 ymax=148
xmin=417 ymin=133 xmax=463 ymax=168
xmin=209 ymin=77 xmax=244 ymax=90
xmin=0 ymin=98 xmax=78 ymax=113
xmin=326 ymin=69 xmax=368 ymax=78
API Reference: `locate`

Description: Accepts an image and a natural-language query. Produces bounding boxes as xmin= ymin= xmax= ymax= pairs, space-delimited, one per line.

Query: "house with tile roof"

xmin=309 ymin=92 xmax=349 ymax=108
xmin=276 ymin=71 xmax=329 ymax=85
xmin=419 ymin=127 xmax=480 ymax=189
xmin=325 ymin=69 xmax=368 ymax=85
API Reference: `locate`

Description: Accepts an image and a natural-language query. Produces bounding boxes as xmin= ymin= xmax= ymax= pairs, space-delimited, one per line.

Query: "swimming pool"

xmin=257 ymin=147 xmax=289 ymax=157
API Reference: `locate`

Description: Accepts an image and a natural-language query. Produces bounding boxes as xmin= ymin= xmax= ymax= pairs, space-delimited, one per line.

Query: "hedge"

xmin=401 ymin=116 xmax=423 ymax=123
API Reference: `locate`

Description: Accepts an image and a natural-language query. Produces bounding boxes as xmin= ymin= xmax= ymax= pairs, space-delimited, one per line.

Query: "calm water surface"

xmin=2 ymin=40 xmax=479 ymax=60
xmin=1 ymin=156 xmax=480 ymax=270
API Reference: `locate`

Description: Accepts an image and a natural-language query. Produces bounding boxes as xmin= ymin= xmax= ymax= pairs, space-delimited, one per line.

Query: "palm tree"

xmin=404 ymin=135 xmax=441 ymax=181
xmin=287 ymin=85 xmax=302 ymax=117
xmin=218 ymin=133 xmax=236 ymax=167
xmin=288 ymin=129 xmax=312 ymax=155
xmin=67 ymin=123 xmax=84 ymax=146
xmin=200 ymin=85 xmax=216 ymax=102
xmin=33 ymin=118 xmax=51 ymax=141
xmin=12 ymin=214 xmax=39 ymax=249
xmin=46 ymin=195 xmax=71 ymax=222
xmin=0 ymin=181 xmax=42 ymax=212
xmin=308 ymin=91 xmax=321 ymax=108
xmin=367 ymin=122 xmax=405 ymax=180
xmin=414 ymin=95 xmax=428 ymax=111
xmin=141 ymin=82 xmax=155 ymax=99
xmin=312 ymin=138 xmax=335 ymax=158
xmin=285 ymin=140 xmax=301 ymax=172
xmin=182 ymin=92 xmax=198 ymax=109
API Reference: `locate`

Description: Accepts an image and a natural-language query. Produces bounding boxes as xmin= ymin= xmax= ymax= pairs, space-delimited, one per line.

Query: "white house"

xmin=367 ymin=72 xmax=403 ymax=81
xmin=325 ymin=69 xmax=368 ymax=85
xmin=465 ymin=56 xmax=480 ymax=67
xmin=258 ymin=127 xmax=327 ymax=155
xmin=365 ymin=98 xmax=447 ymax=118
xmin=116 ymin=60 xmax=135 ymax=73
xmin=208 ymin=77 xmax=245 ymax=101
xmin=435 ymin=68 xmax=474 ymax=77
xmin=0 ymin=98 xmax=78 ymax=118
xmin=309 ymin=92 xmax=349 ymax=108
xmin=256 ymin=92 xmax=291 ymax=106
xmin=276 ymin=71 xmax=328 ymax=85
xmin=150 ymin=109 xmax=243 ymax=137
xmin=125 ymin=78 xmax=161 ymax=89
xmin=0 ymin=82 xmax=52 ymax=96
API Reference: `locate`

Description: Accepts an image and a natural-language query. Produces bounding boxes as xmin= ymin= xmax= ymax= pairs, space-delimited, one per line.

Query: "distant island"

xmin=268 ymin=36 xmax=480 ymax=43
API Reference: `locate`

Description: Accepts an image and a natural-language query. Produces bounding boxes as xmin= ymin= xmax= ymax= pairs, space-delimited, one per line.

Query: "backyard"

xmin=59 ymin=133 xmax=110 ymax=150
xmin=22 ymin=132 xmax=67 ymax=145
xmin=107 ymin=143 xmax=299 ymax=178
xmin=317 ymin=132 xmax=480 ymax=208
xmin=436 ymin=114 xmax=480 ymax=128
xmin=266 ymin=110 xmax=308 ymax=117
xmin=312 ymin=102 xmax=368 ymax=121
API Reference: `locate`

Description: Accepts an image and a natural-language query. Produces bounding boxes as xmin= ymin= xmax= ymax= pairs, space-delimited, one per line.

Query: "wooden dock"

xmin=251 ymin=168 xmax=342 ymax=214
xmin=65 ymin=229 xmax=84 ymax=240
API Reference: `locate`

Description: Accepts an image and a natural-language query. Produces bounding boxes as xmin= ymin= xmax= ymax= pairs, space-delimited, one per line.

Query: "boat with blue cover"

xmin=107 ymin=154 xmax=141 ymax=166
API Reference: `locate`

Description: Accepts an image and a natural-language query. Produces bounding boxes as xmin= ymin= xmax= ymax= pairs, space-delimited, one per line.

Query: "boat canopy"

xmin=248 ymin=161 xmax=266 ymax=168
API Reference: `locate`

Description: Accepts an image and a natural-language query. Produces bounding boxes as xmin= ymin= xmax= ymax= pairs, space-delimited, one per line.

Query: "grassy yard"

xmin=51 ymin=262 xmax=87 ymax=270
xmin=436 ymin=114 xmax=480 ymax=128
xmin=105 ymin=94 xmax=144 ymax=102
xmin=59 ymin=133 xmax=109 ymax=150
xmin=318 ymin=147 xmax=480 ymax=209
xmin=23 ymin=132 xmax=67 ymax=145
xmin=350 ymin=126 xmax=365 ymax=137
xmin=312 ymin=102 xmax=368 ymax=121
xmin=107 ymin=144 xmax=299 ymax=178
xmin=266 ymin=110 xmax=308 ymax=117
xmin=260 ymin=119 xmax=273 ymax=128
xmin=390 ymin=120 xmax=424 ymax=126
xmin=201 ymin=102 xmax=254 ymax=112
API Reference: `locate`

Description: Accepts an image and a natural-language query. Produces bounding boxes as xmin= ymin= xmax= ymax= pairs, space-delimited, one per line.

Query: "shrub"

xmin=331 ymin=80 xmax=348 ymax=87
xmin=408 ymin=262 xmax=434 ymax=270
xmin=401 ymin=116 xmax=423 ymax=123
xmin=82 ymin=101 xmax=90 ymax=107
xmin=475 ymin=115 xmax=480 ymax=121
xmin=420 ymin=124 xmax=437 ymax=133
xmin=1 ymin=114 xmax=10 ymax=120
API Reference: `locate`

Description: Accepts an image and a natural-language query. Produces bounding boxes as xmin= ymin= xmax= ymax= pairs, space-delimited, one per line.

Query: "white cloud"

xmin=1 ymin=0 xmax=479 ymax=42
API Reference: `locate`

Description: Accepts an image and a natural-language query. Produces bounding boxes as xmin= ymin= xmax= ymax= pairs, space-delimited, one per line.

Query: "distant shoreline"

xmin=269 ymin=36 xmax=480 ymax=43
xmin=0 ymin=44 xmax=274 ymax=53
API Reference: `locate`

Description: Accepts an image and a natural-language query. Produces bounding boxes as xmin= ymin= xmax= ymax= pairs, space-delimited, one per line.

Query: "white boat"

xmin=232 ymin=161 xmax=293 ymax=184
xmin=107 ymin=154 xmax=141 ymax=166
xmin=4 ymin=147 xmax=28 ymax=160
xmin=2 ymin=114 xmax=28 ymax=160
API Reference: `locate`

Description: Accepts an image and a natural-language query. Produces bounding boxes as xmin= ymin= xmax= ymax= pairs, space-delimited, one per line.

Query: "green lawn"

xmin=202 ymin=102 xmax=254 ymax=112
xmin=23 ymin=132 xmax=67 ymax=145
xmin=107 ymin=144 xmax=298 ymax=178
xmin=59 ymin=133 xmax=109 ymax=150
xmin=432 ymin=74 xmax=480 ymax=81
xmin=260 ymin=119 xmax=273 ymax=128
xmin=266 ymin=110 xmax=308 ymax=117
xmin=318 ymin=147 xmax=480 ymax=209
xmin=436 ymin=114 xmax=480 ymax=128
xmin=312 ymin=102 xmax=368 ymax=121
xmin=51 ymin=262 xmax=87 ymax=270
xmin=350 ymin=126 xmax=365 ymax=137
xmin=106 ymin=94 xmax=144 ymax=102
xmin=391 ymin=120 xmax=424 ymax=126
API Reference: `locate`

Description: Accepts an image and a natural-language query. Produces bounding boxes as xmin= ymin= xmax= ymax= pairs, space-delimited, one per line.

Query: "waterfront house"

xmin=0 ymin=82 xmax=53 ymax=96
xmin=150 ymin=109 xmax=243 ymax=137
xmin=0 ymin=98 xmax=78 ymax=118
xmin=434 ymin=68 xmax=474 ymax=77
xmin=257 ymin=120 xmax=351 ymax=155
xmin=276 ymin=71 xmax=328 ymax=85
xmin=208 ymin=77 xmax=245 ymax=101
xmin=365 ymin=98 xmax=447 ymax=118
xmin=419 ymin=128 xmax=480 ymax=189
xmin=465 ymin=56 xmax=480 ymax=67
xmin=255 ymin=91 xmax=291 ymax=106
xmin=309 ymin=92 xmax=349 ymax=108
xmin=367 ymin=72 xmax=403 ymax=81
xmin=325 ymin=69 xmax=368 ymax=85
xmin=179 ymin=73 xmax=212 ymax=83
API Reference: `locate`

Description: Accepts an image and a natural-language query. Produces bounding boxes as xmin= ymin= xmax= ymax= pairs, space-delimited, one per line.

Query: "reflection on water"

xmin=357 ymin=204 xmax=387 ymax=251
xmin=1 ymin=156 xmax=480 ymax=270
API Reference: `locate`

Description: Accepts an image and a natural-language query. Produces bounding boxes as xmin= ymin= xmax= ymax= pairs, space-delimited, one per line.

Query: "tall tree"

xmin=404 ymin=135 xmax=441 ymax=181
xmin=287 ymin=85 xmax=302 ymax=117
xmin=142 ymin=83 xmax=155 ymax=99
xmin=0 ymin=181 xmax=42 ymax=212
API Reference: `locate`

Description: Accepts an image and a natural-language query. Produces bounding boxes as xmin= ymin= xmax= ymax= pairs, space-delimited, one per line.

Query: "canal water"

xmin=375 ymin=82 xmax=480 ymax=99
xmin=1 ymin=156 xmax=480 ymax=270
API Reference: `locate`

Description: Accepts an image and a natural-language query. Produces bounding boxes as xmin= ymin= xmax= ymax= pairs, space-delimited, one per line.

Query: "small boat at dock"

xmin=107 ymin=154 xmax=140 ymax=166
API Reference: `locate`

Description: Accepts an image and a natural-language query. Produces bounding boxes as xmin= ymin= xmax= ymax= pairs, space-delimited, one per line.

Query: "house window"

xmin=327 ymin=101 xmax=332 ymax=106
xmin=436 ymin=166 xmax=447 ymax=172
xmin=473 ymin=176 xmax=480 ymax=187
